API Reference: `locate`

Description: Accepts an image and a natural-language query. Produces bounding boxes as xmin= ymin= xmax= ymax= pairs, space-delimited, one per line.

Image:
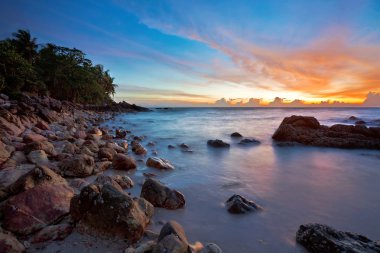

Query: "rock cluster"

xmin=273 ymin=115 xmax=380 ymax=149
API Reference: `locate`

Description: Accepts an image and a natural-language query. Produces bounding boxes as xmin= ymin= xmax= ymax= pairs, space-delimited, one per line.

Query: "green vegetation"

xmin=0 ymin=29 xmax=117 ymax=104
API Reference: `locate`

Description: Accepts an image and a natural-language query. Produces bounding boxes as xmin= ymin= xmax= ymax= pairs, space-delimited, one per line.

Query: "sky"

xmin=1 ymin=0 xmax=380 ymax=107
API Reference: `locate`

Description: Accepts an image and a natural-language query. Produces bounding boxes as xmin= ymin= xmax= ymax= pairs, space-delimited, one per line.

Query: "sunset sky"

xmin=1 ymin=0 xmax=380 ymax=106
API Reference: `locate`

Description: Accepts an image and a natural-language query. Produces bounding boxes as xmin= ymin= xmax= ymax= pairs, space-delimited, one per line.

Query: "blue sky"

xmin=1 ymin=0 xmax=380 ymax=106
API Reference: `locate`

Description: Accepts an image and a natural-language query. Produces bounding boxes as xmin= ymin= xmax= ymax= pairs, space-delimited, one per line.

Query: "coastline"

xmin=1 ymin=94 xmax=380 ymax=253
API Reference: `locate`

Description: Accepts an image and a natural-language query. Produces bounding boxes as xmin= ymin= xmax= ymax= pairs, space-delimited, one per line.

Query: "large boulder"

xmin=296 ymin=223 xmax=380 ymax=253
xmin=207 ymin=139 xmax=230 ymax=148
xmin=153 ymin=221 xmax=190 ymax=253
xmin=112 ymin=153 xmax=137 ymax=170
xmin=2 ymin=184 xmax=74 ymax=235
xmin=141 ymin=178 xmax=185 ymax=209
xmin=0 ymin=232 xmax=25 ymax=253
xmin=273 ymin=115 xmax=380 ymax=149
xmin=59 ymin=154 xmax=95 ymax=177
xmin=7 ymin=166 xmax=67 ymax=195
xmin=70 ymin=183 xmax=153 ymax=242
xmin=225 ymin=194 xmax=262 ymax=214
xmin=146 ymin=157 xmax=175 ymax=170
xmin=0 ymin=141 xmax=11 ymax=165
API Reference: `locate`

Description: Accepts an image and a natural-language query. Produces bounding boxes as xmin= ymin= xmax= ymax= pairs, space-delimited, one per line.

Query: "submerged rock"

xmin=296 ymin=223 xmax=380 ymax=253
xmin=112 ymin=153 xmax=137 ymax=170
xmin=273 ymin=115 xmax=380 ymax=149
xmin=146 ymin=157 xmax=175 ymax=170
xmin=239 ymin=138 xmax=261 ymax=145
xmin=70 ymin=183 xmax=153 ymax=242
xmin=231 ymin=132 xmax=243 ymax=138
xmin=225 ymin=194 xmax=262 ymax=214
xmin=200 ymin=243 xmax=223 ymax=253
xmin=3 ymin=183 xmax=74 ymax=235
xmin=207 ymin=139 xmax=230 ymax=148
xmin=141 ymin=178 xmax=185 ymax=209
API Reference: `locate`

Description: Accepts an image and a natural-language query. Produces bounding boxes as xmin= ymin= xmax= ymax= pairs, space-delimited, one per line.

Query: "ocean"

xmin=104 ymin=107 xmax=380 ymax=253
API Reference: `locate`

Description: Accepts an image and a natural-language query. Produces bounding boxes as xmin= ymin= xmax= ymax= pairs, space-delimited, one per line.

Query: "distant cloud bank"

xmin=211 ymin=92 xmax=380 ymax=107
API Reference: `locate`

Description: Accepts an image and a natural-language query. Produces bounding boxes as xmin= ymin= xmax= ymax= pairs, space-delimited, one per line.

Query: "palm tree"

xmin=11 ymin=29 xmax=38 ymax=63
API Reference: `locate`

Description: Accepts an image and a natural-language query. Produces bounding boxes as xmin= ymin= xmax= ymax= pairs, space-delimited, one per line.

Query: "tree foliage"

xmin=0 ymin=29 xmax=117 ymax=104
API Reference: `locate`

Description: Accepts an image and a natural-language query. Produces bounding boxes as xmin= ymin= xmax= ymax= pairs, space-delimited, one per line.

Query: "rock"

xmin=81 ymin=146 xmax=95 ymax=157
xmin=74 ymin=130 xmax=87 ymax=139
xmin=356 ymin=120 xmax=366 ymax=125
xmin=95 ymin=174 xmax=134 ymax=189
xmin=115 ymin=129 xmax=127 ymax=139
xmin=59 ymin=154 xmax=95 ymax=177
xmin=146 ymin=157 xmax=175 ymax=170
xmin=168 ymin=145 xmax=175 ymax=149
xmin=24 ymin=140 xmax=56 ymax=156
xmin=0 ymin=232 xmax=25 ymax=253
xmin=120 ymin=141 xmax=129 ymax=150
xmin=62 ymin=142 xmax=77 ymax=154
xmin=141 ymin=178 xmax=185 ymax=209
xmin=238 ymin=138 xmax=261 ymax=145
xmin=93 ymin=161 xmax=111 ymax=174
xmin=273 ymin=115 xmax=380 ymax=149
xmin=27 ymin=150 xmax=49 ymax=165
xmin=225 ymin=194 xmax=262 ymax=214
xmin=32 ymin=223 xmax=73 ymax=243
xmin=147 ymin=141 xmax=155 ymax=146
xmin=296 ymin=223 xmax=380 ymax=253
xmin=70 ymin=183 xmax=154 ymax=242
xmin=69 ymin=178 xmax=88 ymax=190
xmin=179 ymin=143 xmax=189 ymax=149
xmin=89 ymin=127 xmax=102 ymax=136
xmin=349 ymin=116 xmax=359 ymax=120
xmin=125 ymin=240 xmax=156 ymax=253
xmin=0 ymin=141 xmax=11 ymax=165
xmin=3 ymin=184 xmax=74 ymax=235
xmin=231 ymin=132 xmax=243 ymax=138
xmin=35 ymin=121 xmax=50 ymax=130
xmin=0 ymin=165 xmax=35 ymax=190
xmin=132 ymin=142 xmax=147 ymax=155
xmin=98 ymin=147 xmax=117 ymax=160
xmin=154 ymin=221 xmax=190 ymax=253
xmin=1 ymin=151 xmax=27 ymax=169
xmin=207 ymin=139 xmax=230 ymax=148
xmin=112 ymin=154 xmax=137 ymax=170
xmin=83 ymin=140 xmax=99 ymax=153
xmin=7 ymin=166 xmax=67 ymax=195
xmin=23 ymin=133 xmax=47 ymax=143
xmin=105 ymin=142 xmax=126 ymax=153
xmin=200 ymin=243 xmax=223 ymax=253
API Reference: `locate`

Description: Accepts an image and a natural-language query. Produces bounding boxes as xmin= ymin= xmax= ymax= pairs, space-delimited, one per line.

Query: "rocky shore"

xmin=0 ymin=95 xmax=379 ymax=253
xmin=0 ymin=93 xmax=224 ymax=253
xmin=273 ymin=115 xmax=380 ymax=149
